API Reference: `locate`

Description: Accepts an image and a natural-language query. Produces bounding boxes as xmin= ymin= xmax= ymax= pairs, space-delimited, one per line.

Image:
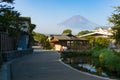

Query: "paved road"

xmin=11 ymin=50 xmax=112 ymax=80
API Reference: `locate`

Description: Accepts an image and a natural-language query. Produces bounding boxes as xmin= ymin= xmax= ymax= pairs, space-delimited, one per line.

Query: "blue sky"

xmin=14 ymin=0 xmax=120 ymax=34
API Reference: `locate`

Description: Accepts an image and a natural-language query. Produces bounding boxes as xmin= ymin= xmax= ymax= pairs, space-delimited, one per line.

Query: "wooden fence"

xmin=0 ymin=32 xmax=33 ymax=67
xmin=0 ymin=32 xmax=15 ymax=53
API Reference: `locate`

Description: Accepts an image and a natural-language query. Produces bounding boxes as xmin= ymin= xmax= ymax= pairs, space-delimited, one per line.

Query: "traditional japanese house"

xmin=50 ymin=34 xmax=88 ymax=51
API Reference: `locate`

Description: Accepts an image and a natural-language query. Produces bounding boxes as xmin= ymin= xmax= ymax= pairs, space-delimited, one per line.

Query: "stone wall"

xmin=2 ymin=49 xmax=33 ymax=61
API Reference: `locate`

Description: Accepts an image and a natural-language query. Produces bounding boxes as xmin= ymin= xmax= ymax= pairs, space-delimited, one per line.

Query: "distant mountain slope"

xmin=58 ymin=15 xmax=99 ymax=30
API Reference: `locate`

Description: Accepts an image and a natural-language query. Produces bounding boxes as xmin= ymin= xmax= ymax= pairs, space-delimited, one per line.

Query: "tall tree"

xmin=108 ymin=6 xmax=120 ymax=47
xmin=62 ymin=29 xmax=72 ymax=34
xmin=0 ymin=0 xmax=17 ymax=32
xmin=0 ymin=5 xmax=13 ymax=32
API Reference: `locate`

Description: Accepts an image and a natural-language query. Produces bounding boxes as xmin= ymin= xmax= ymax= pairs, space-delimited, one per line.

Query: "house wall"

xmin=54 ymin=44 xmax=62 ymax=51
xmin=21 ymin=21 xmax=29 ymax=32
xmin=18 ymin=34 xmax=29 ymax=50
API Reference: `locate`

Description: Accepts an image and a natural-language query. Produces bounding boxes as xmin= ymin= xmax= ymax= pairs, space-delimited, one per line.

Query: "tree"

xmin=83 ymin=36 xmax=95 ymax=48
xmin=29 ymin=24 xmax=36 ymax=34
xmin=0 ymin=5 xmax=14 ymax=32
xmin=0 ymin=0 xmax=20 ymax=33
xmin=0 ymin=0 xmax=14 ymax=3
xmin=0 ymin=0 xmax=22 ymax=49
xmin=43 ymin=37 xmax=52 ymax=49
xmin=33 ymin=32 xmax=46 ymax=45
xmin=32 ymin=32 xmax=52 ymax=49
xmin=108 ymin=6 xmax=120 ymax=47
xmin=78 ymin=30 xmax=92 ymax=36
xmin=95 ymin=37 xmax=110 ymax=48
xmin=28 ymin=24 xmax=36 ymax=48
xmin=62 ymin=29 xmax=72 ymax=34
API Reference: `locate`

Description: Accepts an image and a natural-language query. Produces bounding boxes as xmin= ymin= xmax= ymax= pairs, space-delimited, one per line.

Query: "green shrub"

xmin=95 ymin=37 xmax=110 ymax=47
xmin=61 ymin=50 xmax=92 ymax=58
xmin=43 ymin=39 xmax=52 ymax=50
xmin=116 ymin=64 xmax=120 ymax=76
xmin=99 ymin=49 xmax=119 ymax=71
xmin=92 ymin=46 xmax=104 ymax=57
xmin=92 ymin=48 xmax=120 ymax=73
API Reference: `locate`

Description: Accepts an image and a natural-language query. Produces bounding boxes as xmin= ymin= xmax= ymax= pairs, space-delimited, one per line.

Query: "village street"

xmin=11 ymin=49 xmax=112 ymax=80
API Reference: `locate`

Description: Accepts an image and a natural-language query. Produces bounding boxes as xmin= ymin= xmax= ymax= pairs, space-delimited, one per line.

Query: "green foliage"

xmin=92 ymin=48 xmax=120 ymax=75
xmin=109 ymin=6 xmax=120 ymax=26
xmin=95 ymin=37 xmax=110 ymax=47
xmin=32 ymin=32 xmax=52 ymax=49
xmin=32 ymin=32 xmax=46 ymax=44
xmin=98 ymin=49 xmax=119 ymax=70
xmin=61 ymin=50 xmax=92 ymax=58
xmin=92 ymin=46 xmax=103 ymax=58
xmin=0 ymin=1 xmax=22 ymax=33
xmin=78 ymin=30 xmax=92 ymax=36
xmin=0 ymin=5 xmax=14 ymax=31
xmin=116 ymin=64 xmax=120 ymax=75
xmin=27 ymin=24 xmax=36 ymax=47
xmin=62 ymin=29 xmax=72 ymax=34
xmin=108 ymin=6 xmax=120 ymax=46
xmin=0 ymin=0 xmax=14 ymax=3
xmin=83 ymin=36 xmax=95 ymax=48
xmin=43 ymin=38 xmax=52 ymax=50
xmin=29 ymin=24 xmax=36 ymax=33
xmin=84 ymin=37 xmax=109 ymax=48
xmin=83 ymin=37 xmax=109 ymax=48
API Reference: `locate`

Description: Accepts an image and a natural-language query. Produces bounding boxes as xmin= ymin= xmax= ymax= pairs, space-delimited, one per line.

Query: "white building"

xmin=80 ymin=27 xmax=112 ymax=38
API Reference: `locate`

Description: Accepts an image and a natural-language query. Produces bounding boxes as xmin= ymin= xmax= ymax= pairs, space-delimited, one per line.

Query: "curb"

xmin=59 ymin=59 xmax=117 ymax=80
xmin=0 ymin=60 xmax=14 ymax=80
xmin=0 ymin=52 xmax=33 ymax=80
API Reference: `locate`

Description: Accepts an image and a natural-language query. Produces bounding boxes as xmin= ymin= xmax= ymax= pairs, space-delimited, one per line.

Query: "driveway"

xmin=11 ymin=50 xmax=112 ymax=80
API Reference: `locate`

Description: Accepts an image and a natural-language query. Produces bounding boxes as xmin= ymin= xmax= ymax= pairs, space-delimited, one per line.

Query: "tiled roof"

xmin=51 ymin=34 xmax=87 ymax=41
xmin=79 ymin=32 xmax=112 ymax=37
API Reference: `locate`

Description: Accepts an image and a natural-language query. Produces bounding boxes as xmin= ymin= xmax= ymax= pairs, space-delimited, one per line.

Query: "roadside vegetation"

xmin=61 ymin=6 xmax=120 ymax=78
xmin=32 ymin=32 xmax=52 ymax=50
xmin=61 ymin=38 xmax=120 ymax=78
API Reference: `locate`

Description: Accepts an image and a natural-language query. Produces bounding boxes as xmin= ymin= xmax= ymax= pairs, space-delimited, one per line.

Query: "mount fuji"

xmin=58 ymin=15 xmax=99 ymax=30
